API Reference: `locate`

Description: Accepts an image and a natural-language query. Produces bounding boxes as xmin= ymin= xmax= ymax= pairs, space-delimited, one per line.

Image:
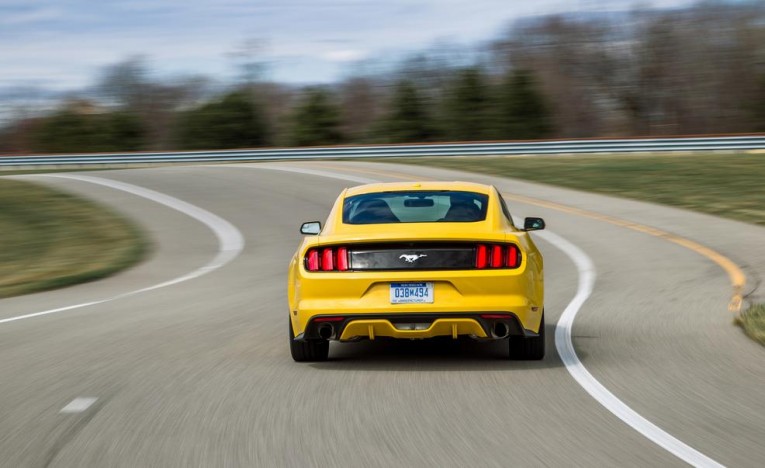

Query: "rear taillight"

xmin=306 ymin=244 xmax=520 ymax=271
xmin=306 ymin=249 xmax=319 ymax=271
xmin=476 ymin=244 xmax=488 ymax=269
xmin=321 ymin=248 xmax=334 ymax=271
xmin=475 ymin=243 xmax=522 ymax=269
xmin=336 ymin=247 xmax=349 ymax=271
xmin=506 ymin=244 xmax=520 ymax=268
xmin=305 ymin=246 xmax=350 ymax=272
xmin=490 ymin=245 xmax=503 ymax=268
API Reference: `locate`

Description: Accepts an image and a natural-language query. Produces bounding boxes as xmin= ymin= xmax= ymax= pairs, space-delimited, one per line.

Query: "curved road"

xmin=1 ymin=161 xmax=764 ymax=467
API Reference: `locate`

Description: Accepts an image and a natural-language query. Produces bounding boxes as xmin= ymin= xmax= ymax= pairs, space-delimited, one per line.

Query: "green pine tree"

xmin=33 ymin=111 xmax=96 ymax=153
xmin=442 ymin=67 xmax=494 ymax=141
xmin=498 ymin=70 xmax=553 ymax=140
xmin=178 ymin=91 xmax=268 ymax=149
xmin=288 ymin=88 xmax=343 ymax=146
xmin=33 ymin=110 xmax=145 ymax=153
xmin=382 ymin=80 xmax=435 ymax=143
xmin=103 ymin=112 xmax=144 ymax=151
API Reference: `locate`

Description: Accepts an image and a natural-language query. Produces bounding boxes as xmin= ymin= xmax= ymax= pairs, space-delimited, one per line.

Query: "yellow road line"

xmin=316 ymin=162 xmax=746 ymax=313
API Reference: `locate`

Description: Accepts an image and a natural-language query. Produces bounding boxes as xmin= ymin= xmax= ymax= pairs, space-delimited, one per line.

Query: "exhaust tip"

xmin=318 ymin=323 xmax=334 ymax=340
xmin=491 ymin=321 xmax=509 ymax=339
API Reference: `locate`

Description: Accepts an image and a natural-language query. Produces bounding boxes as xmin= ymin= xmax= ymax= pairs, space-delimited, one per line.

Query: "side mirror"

xmin=300 ymin=221 xmax=321 ymax=235
xmin=523 ymin=217 xmax=545 ymax=231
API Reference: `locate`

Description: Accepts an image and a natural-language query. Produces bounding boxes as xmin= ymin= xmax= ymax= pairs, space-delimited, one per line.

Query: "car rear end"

xmin=288 ymin=183 xmax=544 ymax=348
xmin=293 ymin=237 xmax=541 ymax=339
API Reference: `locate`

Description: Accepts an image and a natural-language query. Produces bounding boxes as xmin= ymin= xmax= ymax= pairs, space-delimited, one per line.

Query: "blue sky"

xmin=0 ymin=0 xmax=706 ymax=91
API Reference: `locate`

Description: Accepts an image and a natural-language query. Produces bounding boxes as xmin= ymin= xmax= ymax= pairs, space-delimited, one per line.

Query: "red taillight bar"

xmin=306 ymin=249 xmax=320 ymax=271
xmin=321 ymin=248 xmax=334 ymax=271
xmin=307 ymin=243 xmax=521 ymax=271
xmin=304 ymin=246 xmax=350 ymax=272
xmin=475 ymin=243 xmax=522 ymax=270
xmin=490 ymin=245 xmax=503 ymax=268
xmin=337 ymin=247 xmax=349 ymax=271
xmin=476 ymin=244 xmax=488 ymax=269
xmin=506 ymin=244 xmax=520 ymax=268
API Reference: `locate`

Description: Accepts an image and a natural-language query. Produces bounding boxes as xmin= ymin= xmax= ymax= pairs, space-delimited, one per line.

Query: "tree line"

xmin=2 ymin=1 xmax=764 ymax=154
xmin=6 ymin=67 xmax=551 ymax=154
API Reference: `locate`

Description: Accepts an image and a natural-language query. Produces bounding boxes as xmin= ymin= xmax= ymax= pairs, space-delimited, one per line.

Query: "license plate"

xmin=390 ymin=282 xmax=434 ymax=304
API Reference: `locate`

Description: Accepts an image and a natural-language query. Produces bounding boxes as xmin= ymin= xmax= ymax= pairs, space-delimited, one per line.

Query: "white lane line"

xmin=238 ymin=163 xmax=722 ymax=467
xmin=0 ymin=174 xmax=245 ymax=326
xmin=538 ymin=229 xmax=723 ymax=467
xmin=60 ymin=397 xmax=97 ymax=413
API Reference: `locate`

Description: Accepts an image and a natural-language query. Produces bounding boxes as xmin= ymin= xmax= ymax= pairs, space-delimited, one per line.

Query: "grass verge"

xmin=736 ymin=304 xmax=765 ymax=346
xmin=0 ymin=178 xmax=148 ymax=298
xmin=388 ymin=152 xmax=765 ymax=226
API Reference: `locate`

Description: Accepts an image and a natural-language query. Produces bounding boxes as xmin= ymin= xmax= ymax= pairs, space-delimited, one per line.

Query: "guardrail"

xmin=2 ymin=135 xmax=764 ymax=167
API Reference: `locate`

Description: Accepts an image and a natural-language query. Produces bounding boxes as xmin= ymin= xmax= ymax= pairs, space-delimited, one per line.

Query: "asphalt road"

xmin=1 ymin=161 xmax=764 ymax=467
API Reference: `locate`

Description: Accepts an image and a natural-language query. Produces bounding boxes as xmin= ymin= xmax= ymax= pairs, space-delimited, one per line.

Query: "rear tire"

xmin=289 ymin=318 xmax=329 ymax=362
xmin=508 ymin=313 xmax=545 ymax=360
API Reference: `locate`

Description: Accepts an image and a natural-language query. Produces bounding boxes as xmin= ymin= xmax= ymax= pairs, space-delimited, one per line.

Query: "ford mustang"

xmin=287 ymin=181 xmax=545 ymax=361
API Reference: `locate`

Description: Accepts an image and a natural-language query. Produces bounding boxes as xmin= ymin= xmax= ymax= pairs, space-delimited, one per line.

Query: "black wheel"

xmin=508 ymin=313 xmax=545 ymax=360
xmin=289 ymin=318 xmax=329 ymax=362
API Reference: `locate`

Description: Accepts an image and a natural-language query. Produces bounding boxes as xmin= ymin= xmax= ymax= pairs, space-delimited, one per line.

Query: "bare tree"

xmin=95 ymin=57 xmax=213 ymax=149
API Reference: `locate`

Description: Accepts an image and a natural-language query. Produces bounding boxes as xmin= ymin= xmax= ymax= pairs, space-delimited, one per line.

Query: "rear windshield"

xmin=343 ymin=191 xmax=489 ymax=224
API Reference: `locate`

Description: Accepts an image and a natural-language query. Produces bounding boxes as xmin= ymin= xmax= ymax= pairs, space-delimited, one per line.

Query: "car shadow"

xmin=308 ymin=324 xmax=563 ymax=371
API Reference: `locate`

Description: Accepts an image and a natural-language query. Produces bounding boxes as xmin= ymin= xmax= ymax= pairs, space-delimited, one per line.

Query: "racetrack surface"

xmin=1 ymin=161 xmax=764 ymax=467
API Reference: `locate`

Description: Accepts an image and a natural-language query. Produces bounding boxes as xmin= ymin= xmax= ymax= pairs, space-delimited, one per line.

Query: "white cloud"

xmin=322 ymin=49 xmax=368 ymax=62
xmin=0 ymin=0 xmax=704 ymax=90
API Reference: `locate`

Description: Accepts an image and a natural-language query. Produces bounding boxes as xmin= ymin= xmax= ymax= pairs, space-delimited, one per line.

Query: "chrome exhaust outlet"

xmin=491 ymin=321 xmax=510 ymax=339
xmin=318 ymin=323 xmax=334 ymax=340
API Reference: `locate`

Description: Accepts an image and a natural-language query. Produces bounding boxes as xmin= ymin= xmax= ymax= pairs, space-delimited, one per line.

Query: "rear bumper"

xmin=294 ymin=312 xmax=537 ymax=342
xmin=290 ymin=269 xmax=543 ymax=335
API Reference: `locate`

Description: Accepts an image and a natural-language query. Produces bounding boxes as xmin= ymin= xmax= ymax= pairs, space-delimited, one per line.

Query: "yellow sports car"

xmin=287 ymin=181 xmax=545 ymax=361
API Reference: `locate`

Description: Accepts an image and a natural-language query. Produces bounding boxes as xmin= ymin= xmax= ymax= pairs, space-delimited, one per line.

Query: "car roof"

xmin=344 ymin=181 xmax=492 ymax=197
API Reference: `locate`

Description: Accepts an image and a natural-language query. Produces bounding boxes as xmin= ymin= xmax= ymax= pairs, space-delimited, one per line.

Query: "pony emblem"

xmin=399 ymin=254 xmax=427 ymax=263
